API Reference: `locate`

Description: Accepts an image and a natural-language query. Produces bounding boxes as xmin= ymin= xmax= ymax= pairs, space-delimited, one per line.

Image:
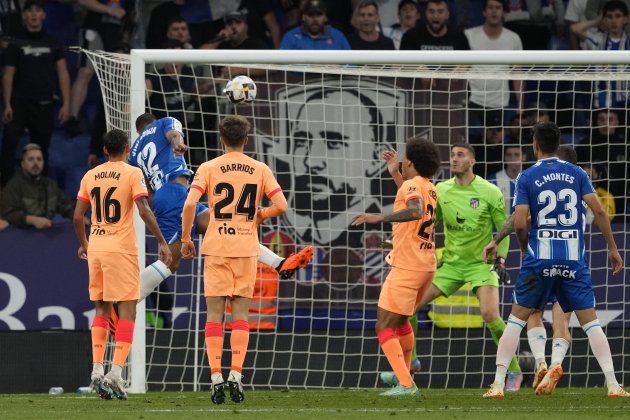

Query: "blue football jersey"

xmin=513 ymin=157 xmax=595 ymax=261
xmin=129 ymin=117 xmax=192 ymax=191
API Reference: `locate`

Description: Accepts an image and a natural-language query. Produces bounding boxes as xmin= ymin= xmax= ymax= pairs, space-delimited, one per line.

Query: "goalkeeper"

xmin=381 ymin=143 xmax=522 ymax=391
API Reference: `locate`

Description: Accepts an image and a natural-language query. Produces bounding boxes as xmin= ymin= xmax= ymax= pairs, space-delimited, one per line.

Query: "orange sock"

xmin=378 ymin=328 xmax=413 ymax=388
xmin=205 ymin=322 xmax=224 ymax=375
xmin=396 ymin=322 xmax=415 ymax=371
xmin=230 ymin=320 xmax=250 ymax=373
xmin=91 ymin=315 xmax=109 ymax=364
xmin=112 ymin=319 xmax=134 ymax=367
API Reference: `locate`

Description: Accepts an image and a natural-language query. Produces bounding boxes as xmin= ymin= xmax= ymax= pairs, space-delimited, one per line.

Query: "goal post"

xmin=85 ymin=48 xmax=630 ymax=392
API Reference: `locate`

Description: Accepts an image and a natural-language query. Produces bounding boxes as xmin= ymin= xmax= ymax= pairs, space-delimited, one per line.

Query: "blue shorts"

xmin=513 ymin=256 xmax=595 ymax=313
xmin=152 ymin=182 xmax=208 ymax=244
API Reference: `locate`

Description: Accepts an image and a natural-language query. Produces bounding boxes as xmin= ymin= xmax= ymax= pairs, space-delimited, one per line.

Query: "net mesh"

xmin=84 ymin=49 xmax=629 ymax=390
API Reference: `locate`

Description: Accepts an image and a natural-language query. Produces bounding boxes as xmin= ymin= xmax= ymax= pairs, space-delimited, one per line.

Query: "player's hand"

xmin=482 ymin=240 xmax=497 ymax=262
xmin=173 ymin=143 xmax=187 ymax=157
xmin=77 ymin=245 xmax=88 ymax=260
xmin=181 ymin=240 xmax=196 ymax=260
xmin=351 ymin=213 xmax=384 ymax=226
xmin=491 ymin=257 xmax=510 ymax=284
xmin=255 ymin=209 xmax=265 ymax=226
xmin=609 ymin=249 xmax=623 ymax=275
xmin=382 ymin=149 xmax=399 ymax=177
xmin=159 ymin=242 xmax=173 ymax=267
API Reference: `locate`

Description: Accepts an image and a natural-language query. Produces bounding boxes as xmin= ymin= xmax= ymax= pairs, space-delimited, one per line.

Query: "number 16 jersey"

xmin=190 ymin=151 xmax=282 ymax=257
xmin=77 ymin=160 xmax=148 ymax=254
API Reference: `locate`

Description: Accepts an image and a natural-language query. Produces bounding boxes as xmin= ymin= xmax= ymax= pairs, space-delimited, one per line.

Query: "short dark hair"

xmin=103 ymin=129 xmax=129 ymax=156
xmin=483 ymin=0 xmax=507 ymax=11
xmin=166 ymin=16 xmax=187 ymax=29
xmin=427 ymin=0 xmax=448 ymax=6
xmin=451 ymin=142 xmax=475 ymax=159
xmin=357 ymin=0 xmax=378 ymax=12
xmin=603 ymin=0 xmax=629 ymax=16
xmin=219 ymin=115 xmax=251 ymax=148
xmin=532 ymin=122 xmax=561 ymax=154
xmin=135 ymin=113 xmax=157 ymax=132
xmin=557 ymin=144 xmax=577 ymax=164
xmin=406 ymin=138 xmax=441 ymax=178
xmin=503 ymin=144 xmax=524 ymax=155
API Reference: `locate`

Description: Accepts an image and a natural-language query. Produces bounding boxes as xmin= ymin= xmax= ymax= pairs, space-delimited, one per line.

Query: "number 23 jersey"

xmin=190 ymin=151 xmax=282 ymax=257
xmin=77 ymin=161 xmax=148 ymax=254
xmin=386 ymin=176 xmax=438 ymax=272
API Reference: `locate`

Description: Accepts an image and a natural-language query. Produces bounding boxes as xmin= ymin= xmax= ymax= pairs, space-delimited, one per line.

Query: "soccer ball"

xmin=223 ymin=75 xmax=257 ymax=104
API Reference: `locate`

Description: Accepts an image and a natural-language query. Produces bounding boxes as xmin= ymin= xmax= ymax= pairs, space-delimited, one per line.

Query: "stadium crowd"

xmin=0 ymin=0 xmax=628 ymax=230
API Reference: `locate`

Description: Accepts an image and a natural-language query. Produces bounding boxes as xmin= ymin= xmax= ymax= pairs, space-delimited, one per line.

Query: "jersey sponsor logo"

xmin=218 ymin=223 xmax=236 ymax=235
xmin=537 ymin=229 xmax=578 ymax=240
xmin=542 ymin=264 xmax=576 ymax=279
xmin=456 ymin=212 xmax=466 ymax=224
xmin=470 ymin=198 xmax=479 ymax=209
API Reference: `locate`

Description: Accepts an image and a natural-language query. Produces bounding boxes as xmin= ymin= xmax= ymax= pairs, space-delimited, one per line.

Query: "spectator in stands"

xmin=583 ymin=163 xmax=616 ymax=223
xmin=145 ymin=0 xmax=184 ymax=49
xmin=0 ymin=0 xmax=71 ymax=187
xmin=0 ymin=143 xmax=74 ymax=229
xmin=205 ymin=11 xmax=268 ymax=78
xmin=280 ymin=0 xmax=351 ymax=50
xmin=400 ymin=0 xmax=470 ymax=50
xmin=577 ymin=108 xmax=627 ymax=219
xmin=66 ymin=0 xmax=135 ymax=137
xmin=165 ymin=16 xmax=193 ymax=49
xmin=382 ymin=0 xmax=420 ymax=49
xmin=565 ymin=0 xmax=589 ymax=49
xmin=0 ymin=0 xmax=21 ymax=38
xmin=488 ymin=145 xmax=526 ymax=215
xmin=571 ymin=1 xmax=630 ymax=109
xmin=238 ymin=0 xmax=282 ymax=48
xmin=471 ymin=114 xmax=505 ymax=178
xmin=503 ymin=0 xmax=565 ymax=50
xmin=585 ymin=0 xmax=630 ymax=21
xmin=347 ymin=0 xmax=394 ymax=50
xmin=465 ymin=0 xmax=523 ymax=142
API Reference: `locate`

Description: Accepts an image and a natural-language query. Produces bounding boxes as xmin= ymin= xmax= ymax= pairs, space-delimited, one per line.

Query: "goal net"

xmin=84 ymin=49 xmax=630 ymax=391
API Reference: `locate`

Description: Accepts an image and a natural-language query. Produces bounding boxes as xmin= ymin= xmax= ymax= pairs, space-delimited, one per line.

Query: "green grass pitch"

xmin=2 ymin=389 xmax=629 ymax=420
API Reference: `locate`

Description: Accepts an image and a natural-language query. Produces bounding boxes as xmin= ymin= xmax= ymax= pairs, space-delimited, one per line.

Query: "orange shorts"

xmin=88 ymin=251 xmax=139 ymax=302
xmin=378 ymin=267 xmax=435 ymax=316
xmin=203 ymin=255 xmax=258 ymax=299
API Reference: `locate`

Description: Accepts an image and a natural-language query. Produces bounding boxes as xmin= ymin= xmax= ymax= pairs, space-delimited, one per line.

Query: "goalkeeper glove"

xmin=492 ymin=257 xmax=511 ymax=285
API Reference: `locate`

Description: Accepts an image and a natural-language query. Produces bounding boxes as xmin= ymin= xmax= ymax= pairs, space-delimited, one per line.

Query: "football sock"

xmin=550 ymin=338 xmax=570 ymax=367
xmin=527 ymin=326 xmax=548 ymax=365
xmin=487 ymin=317 xmax=522 ymax=373
xmin=139 ymin=261 xmax=172 ymax=302
xmin=583 ymin=319 xmax=618 ymax=386
xmin=408 ymin=313 xmax=419 ymax=360
xmin=378 ymin=328 xmax=413 ymax=388
xmin=230 ymin=320 xmax=250 ymax=373
xmin=494 ymin=315 xmax=526 ymax=385
xmin=396 ymin=321 xmax=414 ymax=371
xmin=112 ymin=319 xmax=134 ymax=368
xmin=91 ymin=315 xmax=109 ymax=364
xmin=205 ymin=322 xmax=224 ymax=375
xmin=258 ymin=244 xmax=283 ymax=270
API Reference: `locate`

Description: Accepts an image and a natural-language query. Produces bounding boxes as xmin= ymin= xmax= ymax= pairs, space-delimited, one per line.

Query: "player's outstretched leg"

xmin=275 ymin=245 xmax=314 ymax=279
xmin=535 ymin=364 xmax=563 ymax=396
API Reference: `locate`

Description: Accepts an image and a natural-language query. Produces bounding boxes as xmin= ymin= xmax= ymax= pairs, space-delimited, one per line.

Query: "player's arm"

xmin=73 ymin=199 xmax=90 ymax=260
xmin=135 ymin=196 xmax=172 ymax=267
xmin=166 ymin=128 xmax=187 ymax=156
xmin=351 ymin=198 xmax=422 ymax=226
xmin=583 ymin=192 xmax=623 ymax=274
xmin=382 ymin=148 xmax=403 ymax=189
xmin=181 ymin=186 xmax=203 ymax=259
xmin=513 ymin=204 xmax=530 ymax=255
xmin=257 ymin=190 xmax=288 ymax=224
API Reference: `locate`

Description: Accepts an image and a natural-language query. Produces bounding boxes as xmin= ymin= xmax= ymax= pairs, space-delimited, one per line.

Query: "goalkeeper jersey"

xmin=436 ymin=175 xmax=508 ymax=266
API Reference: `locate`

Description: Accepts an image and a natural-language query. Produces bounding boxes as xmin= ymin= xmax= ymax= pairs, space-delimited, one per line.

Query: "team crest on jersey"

xmin=470 ymin=198 xmax=479 ymax=209
xmin=429 ymin=190 xmax=437 ymax=200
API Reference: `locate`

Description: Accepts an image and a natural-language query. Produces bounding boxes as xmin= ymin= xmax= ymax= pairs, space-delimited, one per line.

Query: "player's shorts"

xmin=513 ymin=256 xmax=595 ymax=312
xmin=203 ymin=255 xmax=258 ymax=299
xmin=88 ymin=251 xmax=139 ymax=302
xmin=152 ymin=182 xmax=208 ymax=244
xmin=378 ymin=267 xmax=435 ymax=316
xmin=433 ymin=262 xmax=498 ymax=297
